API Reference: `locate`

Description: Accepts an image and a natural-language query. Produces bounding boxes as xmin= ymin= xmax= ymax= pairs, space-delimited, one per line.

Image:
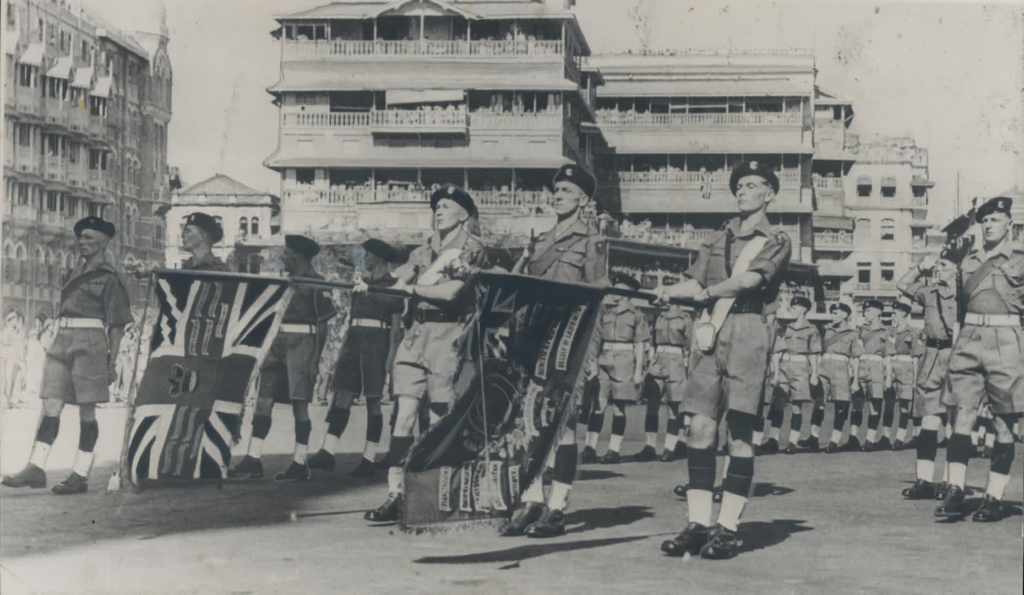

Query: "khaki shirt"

xmin=58 ymin=263 xmax=133 ymax=328
xmin=960 ymin=239 xmax=1024 ymax=316
xmin=394 ymin=226 xmax=486 ymax=315
xmin=653 ymin=306 xmax=692 ymax=347
xmin=525 ymin=216 xmax=607 ymax=285
xmin=890 ymin=325 xmax=922 ymax=357
xmin=906 ymin=281 xmax=956 ymax=340
xmin=283 ymin=269 xmax=337 ymax=325
xmin=775 ymin=320 xmax=822 ymax=355
xmin=597 ymin=298 xmax=651 ymax=344
xmin=858 ymin=323 xmax=895 ymax=357
xmin=182 ymin=253 xmax=229 ymax=272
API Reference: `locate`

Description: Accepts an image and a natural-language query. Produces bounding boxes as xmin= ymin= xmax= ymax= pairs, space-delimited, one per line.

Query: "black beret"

xmin=975 ymin=196 xmax=1013 ymax=222
xmin=184 ymin=212 xmax=223 ymax=244
xmin=730 ymin=160 xmax=780 ymax=195
xmin=74 ymin=216 xmax=115 ymax=238
xmin=790 ymin=295 xmax=812 ymax=311
xmin=610 ymin=273 xmax=641 ymax=292
xmin=863 ymin=299 xmax=885 ymax=312
xmin=830 ymin=303 xmax=852 ymax=316
xmin=361 ymin=238 xmax=399 ymax=263
xmin=430 ymin=184 xmax=477 ymax=217
xmin=285 ymin=235 xmax=320 ymax=260
xmin=939 ymin=245 xmax=967 ymax=265
xmin=893 ymin=301 xmax=913 ymax=314
xmin=552 ymin=163 xmax=597 ymax=198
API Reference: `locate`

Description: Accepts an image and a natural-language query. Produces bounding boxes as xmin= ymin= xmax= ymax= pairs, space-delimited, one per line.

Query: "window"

xmin=17 ymin=123 xmax=31 ymax=147
xmin=68 ymin=141 xmax=78 ymax=163
xmin=857 ymin=262 xmax=872 ymax=284
xmin=19 ymin=64 xmax=33 ymax=87
xmin=46 ymin=191 xmax=58 ymax=211
xmin=855 ymin=218 xmax=871 ymax=242
xmin=857 ymin=180 xmax=871 ymax=198
xmin=82 ymin=40 xmax=88 ymax=57
xmin=881 ymin=185 xmax=896 ymax=198
xmin=250 ymin=217 xmax=259 ymax=236
xmin=295 ymin=168 xmax=315 ymax=185
xmin=881 ymin=262 xmax=895 ymax=283
xmin=881 ymin=218 xmax=895 ymax=241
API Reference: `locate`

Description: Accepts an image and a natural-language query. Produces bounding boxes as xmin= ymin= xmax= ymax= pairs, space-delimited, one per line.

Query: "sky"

xmin=85 ymin=0 xmax=1023 ymax=224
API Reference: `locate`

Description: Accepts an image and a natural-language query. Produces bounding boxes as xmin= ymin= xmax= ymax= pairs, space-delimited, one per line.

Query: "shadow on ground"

xmin=565 ymin=505 xmax=655 ymax=534
xmin=735 ymin=519 xmax=814 ymax=555
xmin=577 ymin=469 xmax=625 ymax=481
xmin=413 ymin=533 xmax=669 ymax=566
xmin=0 ymin=454 xmax=376 ymax=558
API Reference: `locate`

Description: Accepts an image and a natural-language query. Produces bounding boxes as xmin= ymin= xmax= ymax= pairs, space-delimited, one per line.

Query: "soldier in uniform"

xmin=818 ymin=303 xmax=861 ymax=453
xmin=936 ymin=196 xmax=1023 ymax=522
xmin=762 ymin=296 xmax=821 ymax=454
xmin=585 ymin=273 xmax=650 ymax=464
xmin=888 ymin=301 xmax=922 ymax=450
xmin=855 ymin=300 xmax=895 ymax=452
xmin=3 ymin=217 xmax=133 ymax=494
xmin=897 ymin=246 xmax=962 ymax=499
xmin=657 ymin=161 xmax=791 ymax=560
xmin=500 ymin=162 xmax=608 ymax=538
xmin=646 ymin=299 xmax=694 ymax=462
xmin=365 ymin=184 xmax=485 ymax=523
xmin=180 ymin=212 xmax=229 ymax=271
xmin=228 ymin=235 xmax=337 ymax=482
xmin=308 ymin=239 xmax=405 ymax=477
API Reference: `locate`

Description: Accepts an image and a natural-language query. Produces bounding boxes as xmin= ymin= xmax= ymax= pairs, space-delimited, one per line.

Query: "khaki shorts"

xmin=258 ymin=332 xmax=321 ymax=404
xmin=392 ymin=320 xmax=465 ymax=405
xmin=891 ymin=359 xmax=917 ymax=402
xmin=648 ymin=351 xmax=688 ymax=403
xmin=776 ymin=358 xmax=814 ymax=404
xmin=683 ymin=313 xmax=772 ymax=419
xmin=819 ymin=356 xmax=852 ymax=403
xmin=858 ymin=359 xmax=888 ymax=402
xmin=914 ymin=346 xmax=951 ymax=418
xmin=40 ymin=328 xmax=110 ymax=405
xmin=947 ymin=325 xmax=1024 ymax=415
xmin=333 ymin=326 xmax=390 ymax=402
xmin=598 ymin=347 xmax=640 ymax=404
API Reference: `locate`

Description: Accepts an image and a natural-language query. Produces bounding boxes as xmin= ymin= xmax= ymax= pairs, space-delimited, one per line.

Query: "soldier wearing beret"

xmin=657 ymin=161 xmax=791 ymax=560
xmin=365 ymin=184 xmax=486 ymax=523
xmin=502 ymin=162 xmax=609 ymax=538
xmin=229 ymin=235 xmax=337 ymax=482
xmin=4 ymin=217 xmax=133 ymax=494
xmin=819 ymin=302 xmax=863 ymax=453
xmin=855 ymin=300 xmax=896 ymax=452
xmin=888 ymin=301 xmax=922 ymax=451
xmin=763 ymin=296 xmax=822 ymax=454
xmin=308 ymin=239 xmax=405 ymax=477
xmin=180 ymin=212 xmax=228 ymax=272
xmin=897 ymin=246 xmax=963 ymax=499
xmin=586 ymin=273 xmax=651 ymax=465
xmin=937 ymin=196 xmax=1023 ymax=522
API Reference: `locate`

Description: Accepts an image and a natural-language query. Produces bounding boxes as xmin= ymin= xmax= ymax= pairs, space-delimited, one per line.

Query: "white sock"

xmin=548 ymin=481 xmax=571 ymax=510
xmin=985 ymin=472 xmax=1009 ymax=500
xmin=246 ymin=437 xmax=264 ymax=459
xmin=361 ymin=440 xmax=377 ymax=462
xmin=916 ymin=459 xmax=935 ymax=482
xmin=766 ymin=426 xmax=780 ymax=441
xmin=687 ymin=489 xmax=713 ymax=527
xmin=811 ymin=425 xmax=821 ymax=439
xmin=521 ymin=478 xmax=545 ymax=503
xmin=900 ymin=425 xmax=911 ymax=442
xmin=664 ymin=432 xmax=678 ymax=452
xmin=850 ymin=424 xmax=860 ymax=438
xmin=942 ymin=462 xmax=949 ymax=483
xmin=585 ymin=431 xmax=599 ymax=449
xmin=789 ymin=429 xmax=801 ymax=444
xmin=292 ymin=442 xmax=307 ymax=465
xmin=717 ymin=492 xmax=747 ymax=532
xmin=984 ymin=433 xmax=995 ymax=449
xmin=71 ymin=450 xmax=94 ymax=477
xmin=608 ymin=434 xmax=623 ymax=453
xmin=322 ymin=433 xmax=340 ymax=454
xmin=944 ymin=424 xmax=952 ymax=439
xmin=831 ymin=429 xmax=843 ymax=444
xmin=645 ymin=432 xmax=657 ymax=448
xmin=971 ymin=430 xmax=980 ymax=446
xmin=752 ymin=430 xmax=763 ymax=446
xmin=866 ymin=428 xmax=877 ymax=443
xmin=948 ymin=462 xmax=967 ymax=489
xmin=28 ymin=441 xmax=51 ymax=469
xmin=721 ymin=455 xmax=730 ymax=481
xmin=387 ymin=466 xmax=404 ymax=495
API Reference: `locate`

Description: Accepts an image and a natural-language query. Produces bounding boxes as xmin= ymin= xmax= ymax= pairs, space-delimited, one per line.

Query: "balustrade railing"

xmin=283 ymin=39 xmax=564 ymax=58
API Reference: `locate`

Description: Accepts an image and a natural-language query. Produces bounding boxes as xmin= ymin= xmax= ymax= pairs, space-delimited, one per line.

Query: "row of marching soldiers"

xmin=3 ymin=161 xmax=1020 ymax=558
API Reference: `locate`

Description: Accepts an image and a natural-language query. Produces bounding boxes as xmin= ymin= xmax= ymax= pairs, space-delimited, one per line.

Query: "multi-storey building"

xmin=165 ymin=174 xmax=280 ymax=272
xmin=265 ymin=0 xmax=601 ymax=247
xmin=2 ymin=0 xmax=173 ymax=319
xmin=589 ymin=52 xmax=817 ymax=272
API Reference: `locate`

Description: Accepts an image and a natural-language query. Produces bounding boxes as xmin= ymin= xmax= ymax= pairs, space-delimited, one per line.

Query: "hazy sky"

xmin=87 ymin=0 xmax=1023 ymax=224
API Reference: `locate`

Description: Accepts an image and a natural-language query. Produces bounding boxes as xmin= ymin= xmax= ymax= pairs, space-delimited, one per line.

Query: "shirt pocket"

xmin=557 ymin=244 xmax=589 ymax=271
xmin=614 ymin=311 xmax=638 ymax=341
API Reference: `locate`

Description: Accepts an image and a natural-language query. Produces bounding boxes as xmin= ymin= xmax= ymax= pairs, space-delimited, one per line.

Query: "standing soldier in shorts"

xmin=646 ymin=300 xmax=694 ymax=462
xmin=657 ymin=161 xmax=791 ymax=560
xmin=855 ymin=300 xmax=895 ymax=452
xmin=936 ymin=196 xmax=1023 ymax=522
xmin=3 ymin=217 xmax=133 ymax=494
xmin=365 ymin=184 xmax=485 ymax=523
xmin=309 ymin=239 xmax=405 ymax=476
xmin=228 ymin=235 xmax=337 ymax=482
xmin=762 ymin=296 xmax=821 ymax=454
xmin=819 ymin=303 xmax=861 ymax=453
xmin=586 ymin=273 xmax=650 ymax=464
xmin=501 ymin=162 xmax=607 ymax=538
xmin=897 ymin=246 xmax=962 ymax=499
xmin=889 ymin=301 xmax=922 ymax=450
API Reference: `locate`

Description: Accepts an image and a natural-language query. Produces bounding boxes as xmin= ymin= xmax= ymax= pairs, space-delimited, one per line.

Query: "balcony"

xmin=14 ymin=91 xmax=42 ymax=117
xmin=852 ymin=282 xmax=898 ymax=294
xmin=44 ymin=98 xmax=70 ymax=128
xmin=283 ymin=187 xmax=554 ymax=211
xmin=604 ymin=169 xmax=809 ymax=213
xmin=88 ymin=116 xmax=105 ymax=139
xmin=40 ymin=210 xmax=66 ymax=230
xmin=11 ymin=204 xmax=39 ymax=221
xmin=13 ymin=147 xmax=41 ymax=175
xmin=283 ymin=108 xmax=469 ymax=133
xmin=68 ymin=108 xmax=89 ymax=134
xmin=87 ymin=169 xmax=105 ymax=193
xmin=597 ymin=111 xmax=802 ymax=128
xmin=812 ymin=175 xmax=844 ymax=190
xmin=44 ymin=155 xmax=67 ymax=183
xmin=174 ymin=193 xmax=273 ymax=206
xmin=813 ymin=230 xmax=855 ymax=251
xmin=595 ymin=110 xmax=809 ymax=154
xmin=282 ymin=39 xmax=566 ymax=60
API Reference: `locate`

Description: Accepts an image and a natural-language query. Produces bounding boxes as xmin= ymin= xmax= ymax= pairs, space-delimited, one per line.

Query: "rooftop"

xmin=176 ymin=174 xmax=275 ymax=198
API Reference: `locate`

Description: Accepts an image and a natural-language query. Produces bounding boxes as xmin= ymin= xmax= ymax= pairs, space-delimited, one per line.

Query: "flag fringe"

xmin=400 ymin=516 xmax=505 ymax=535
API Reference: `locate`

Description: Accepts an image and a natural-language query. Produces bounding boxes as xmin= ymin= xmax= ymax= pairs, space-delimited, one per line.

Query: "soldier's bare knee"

xmin=393 ymin=397 xmax=420 ymax=435
xmin=78 ymin=404 xmax=97 ymax=422
xmin=953 ymin=408 xmax=977 ymax=434
xmin=365 ymin=396 xmax=382 ymax=417
xmin=42 ymin=397 xmax=64 ymax=417
xmin=687 ymin=415 xmax=716 ymax=448
xmin=254 ymin=397 xmax=274 ymax=417
xmin=292 ymin=400 xmax=310 ymax=422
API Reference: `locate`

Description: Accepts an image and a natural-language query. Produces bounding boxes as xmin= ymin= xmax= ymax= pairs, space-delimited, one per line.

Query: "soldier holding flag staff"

xmin=180 ymin=212 xmax=229 ymax=271
xmin=656 ymin=161 xmax=792 ymax=560
xmin=3 ymin=217 xmax=133 ymax=494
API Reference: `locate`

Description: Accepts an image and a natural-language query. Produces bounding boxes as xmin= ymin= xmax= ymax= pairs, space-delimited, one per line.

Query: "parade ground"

xmin=1 ymin=405 xmax=1021 ymax=595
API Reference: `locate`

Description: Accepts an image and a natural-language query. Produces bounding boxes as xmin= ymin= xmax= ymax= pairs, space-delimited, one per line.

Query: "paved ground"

xmin=1 ymin=405 xmax=1021 ymax=595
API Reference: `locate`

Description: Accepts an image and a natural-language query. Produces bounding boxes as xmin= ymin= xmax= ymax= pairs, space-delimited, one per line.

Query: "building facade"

xmin=265 ymin=0 xmax=601 ymax=247
xmin=166 ymin=174 xmax=279 ymax=272
xmin=3 ymin=0 xmax=173 ymax=319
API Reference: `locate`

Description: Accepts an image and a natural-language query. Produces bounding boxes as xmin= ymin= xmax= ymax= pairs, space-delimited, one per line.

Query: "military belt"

xmin=351 ymin=318 xmax=387 ymax=329
xmin=860 ymin=354 xmax=885 ymax=362
xmin=413 ymin=309 xmax=464 ymax=324
xmin=729 ymin=300 xmax=764 ymax=315
xmin=925 ymin=338 xmax=952 ymax=349
xmin=781 ymin=353 xmax=809 ymax=362
xmin=656 ymin=345 xmax=684 ymax=355
xmin=280 ymin=323 xmax=316 ymax=334
xmin=603 ymin=342 xmax=635 ymax=351
xmin=822 ymin=353 xmax=848 ymax=362
xmin=892 ymin=355 xmax=915 ymax=363
xmin=964 ymin=313 xmax=1021 ymax=327
xmin=56 ymin=318 xmax=104 ymax=329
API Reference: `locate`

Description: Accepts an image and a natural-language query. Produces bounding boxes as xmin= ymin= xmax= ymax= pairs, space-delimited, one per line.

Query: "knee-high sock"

xmin=810 ymin=407 xmax=824 ymax=438
xmin=866 ymin=406 xmax=881 ymax=443
xmin=986 ymin=442 xmax=1014 ymax=499
xmin=687 ymin=448 xmax=716 ymax=527
xmin=549 ymin=445 xmax=577 ymax=510
xmin=915 ymin=429 xmax=938 ymax=481
xmin=664 ymin=417 xmax=680 ymax=451
xmin=609 ymin=415 xmax=626 ymax=452
xmin=789 ymin=412 xmax=803 ymax=444
xmin=752 ymin=414 xmax=765 ymax=446
xmin=29 ymin=416 xmax=60 ymax=469
xmin=849 ymin=408 xmax=863 ymax=438
xmin=386 ymin=435 xmax=414 ymax=495
xmin=719 ymin=456 xmax=754 ymax=531
xmin=882 ymin=406 xmax=895 ymax=436
xmin=831 ymin=403 xmax=849 ymax=444
xmin=897 ymin=408 xmax=910 ymax=441
xmin=71 ymin=420 xmax=99 ymax=477
xmin=946 ymin=434 xmax=973 ymax=489
xmin=912 ymin=416 xmax=922 ymax=438
xmin=247 ymin=415 xmax=272 ymax=459
xmin=586 ymin=411 xmax=604 ymax=449
xmin=321 ymin=407 xmax=351 ymax=454
xmin=293 ymin=419 xmax=312 ymax=464
xmin=644 ymin=412 xmax=659 ymax=447
xmin=766 ymin=408 xmax=783 ymax=441
xmin=363 ymin=414 xmax=384 ymax=461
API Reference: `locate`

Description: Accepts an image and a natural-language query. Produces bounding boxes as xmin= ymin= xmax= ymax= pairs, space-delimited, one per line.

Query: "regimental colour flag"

xmin=121 ymin=270 xmax=292 ymax=487
xmin=401 ymin=272 xmax=606 ymax=530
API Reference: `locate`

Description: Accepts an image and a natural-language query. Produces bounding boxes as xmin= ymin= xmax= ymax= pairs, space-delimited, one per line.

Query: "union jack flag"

xmin=123 ymin=270 xmax=291 ymax=486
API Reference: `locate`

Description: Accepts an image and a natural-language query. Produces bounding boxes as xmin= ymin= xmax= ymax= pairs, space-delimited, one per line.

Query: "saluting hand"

xmin=917 ymin=253 xmax=940 ymax=273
